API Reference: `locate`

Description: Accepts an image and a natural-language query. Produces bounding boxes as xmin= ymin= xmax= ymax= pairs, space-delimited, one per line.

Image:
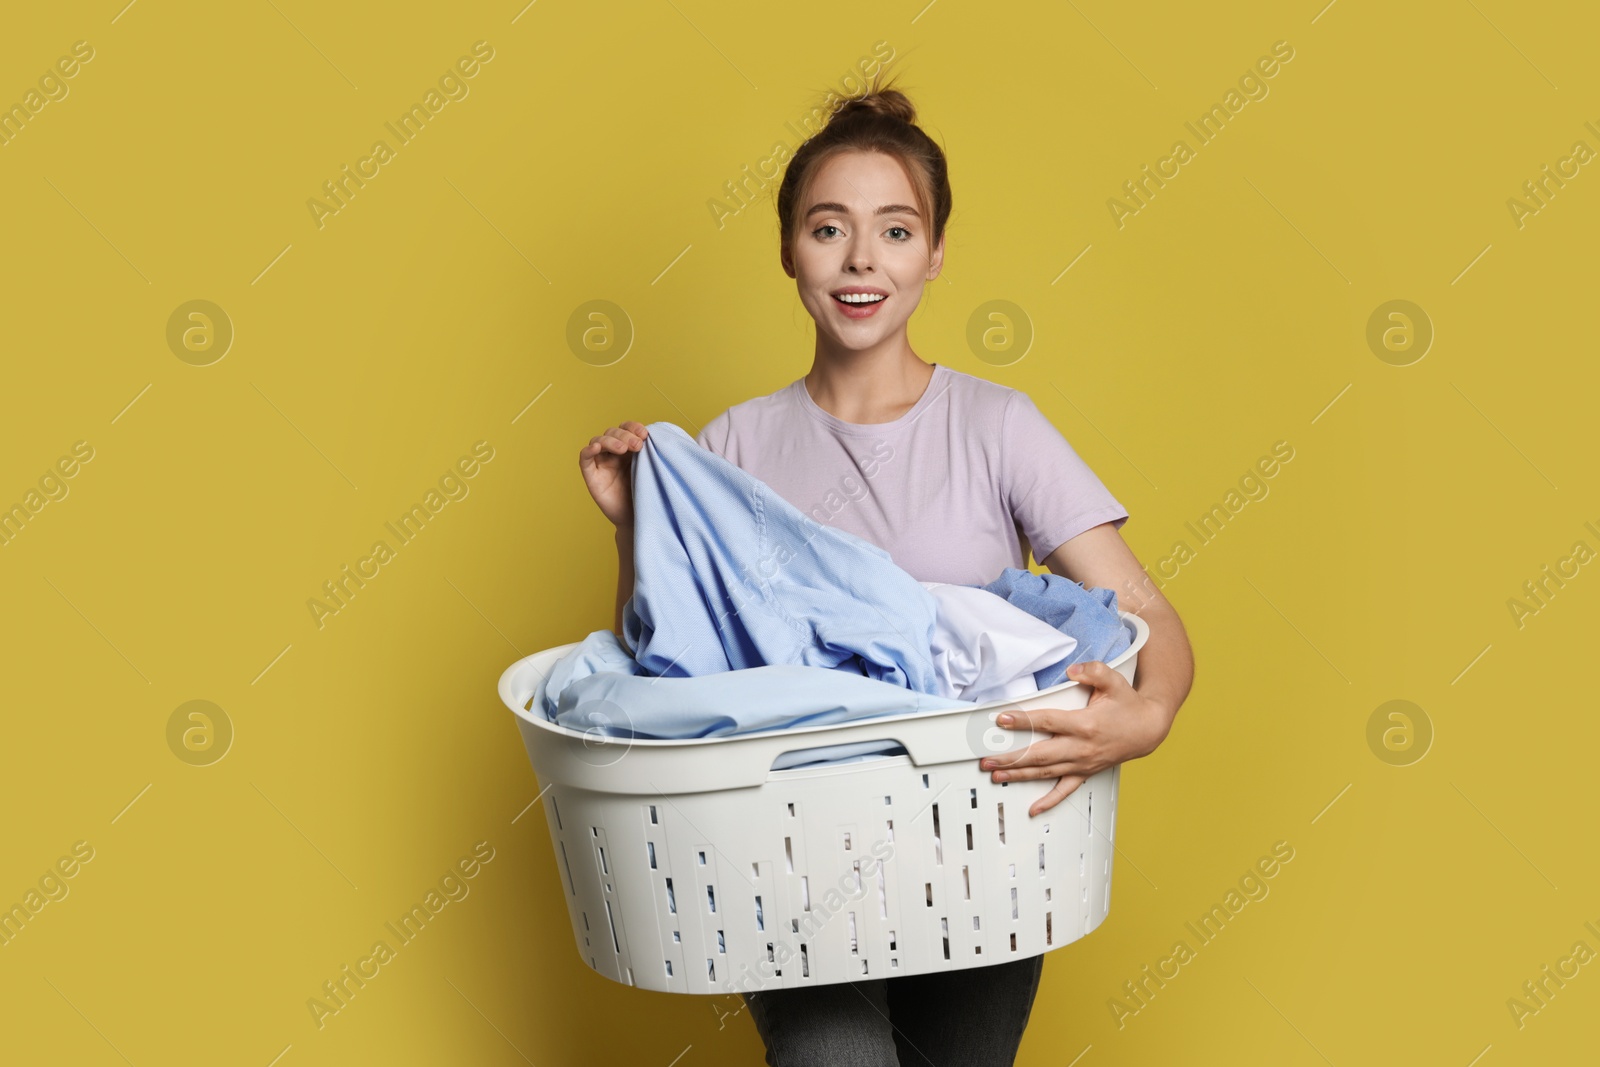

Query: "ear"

xmin=926 ymin=233 xmax=945 ymax=282
xmin=780 ymin=242 xmax=796 ymax=279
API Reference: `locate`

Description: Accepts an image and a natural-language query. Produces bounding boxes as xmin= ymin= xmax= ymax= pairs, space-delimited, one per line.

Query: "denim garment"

xmin=980 ymin=567 xmax=1130 ymax=688
xmin=621 ymin=422 xmax=944 ymax=695
xmin=743 ymin=952 xmax=1045 ymax=1066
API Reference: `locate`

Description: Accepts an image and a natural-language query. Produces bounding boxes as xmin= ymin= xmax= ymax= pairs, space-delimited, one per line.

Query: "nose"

xmin=844 ymin=233 xmax=875 ymax=273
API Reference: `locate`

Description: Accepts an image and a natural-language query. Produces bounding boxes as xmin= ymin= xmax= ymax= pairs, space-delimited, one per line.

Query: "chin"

xmin=835 ymin=332 xmax=891 ymax=353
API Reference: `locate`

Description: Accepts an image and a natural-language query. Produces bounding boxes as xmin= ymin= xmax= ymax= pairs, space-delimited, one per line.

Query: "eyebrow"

xmin=805 ymin=201 xmax=921 ymax=220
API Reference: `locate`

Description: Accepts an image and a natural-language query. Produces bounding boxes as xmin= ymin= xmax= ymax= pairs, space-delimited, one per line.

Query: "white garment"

xmin=764 ymin=584 xmax=1077 ymax=770
xmin=921 ymin=582 xmax=1078 ymax=704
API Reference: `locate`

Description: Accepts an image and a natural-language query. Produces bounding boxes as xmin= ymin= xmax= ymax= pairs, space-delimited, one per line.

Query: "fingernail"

xmin=997 ymin=713 xmax=1012 ymax=725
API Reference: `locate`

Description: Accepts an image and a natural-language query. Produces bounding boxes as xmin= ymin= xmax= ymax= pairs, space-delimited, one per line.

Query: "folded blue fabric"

xmin=539 ymin=630 xmax=972 ymax=741
xmin=980 ymin=568 xmax=1130 ymax=689
xmin=621 ymin=422 xmax=943 ymax=694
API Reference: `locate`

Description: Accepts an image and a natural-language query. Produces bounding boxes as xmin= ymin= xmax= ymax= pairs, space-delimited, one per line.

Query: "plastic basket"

xmin=498 ymin=612 xmax=1148 ymax=995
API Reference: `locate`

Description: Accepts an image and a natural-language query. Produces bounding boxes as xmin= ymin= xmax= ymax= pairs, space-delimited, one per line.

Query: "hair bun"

xmin=777 ymin=69 xmax=953 ymax=255
xmin=831 ymin=86 xmax=917 ymax=126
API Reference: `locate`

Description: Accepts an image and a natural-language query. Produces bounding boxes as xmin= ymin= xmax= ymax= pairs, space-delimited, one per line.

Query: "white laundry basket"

xmin=498 ymin=612 xmax=1148 ymax=996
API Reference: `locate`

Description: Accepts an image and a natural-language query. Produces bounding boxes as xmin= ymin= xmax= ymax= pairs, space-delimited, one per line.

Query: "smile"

xmin=831 ymin=292 xmax=887 ymax=318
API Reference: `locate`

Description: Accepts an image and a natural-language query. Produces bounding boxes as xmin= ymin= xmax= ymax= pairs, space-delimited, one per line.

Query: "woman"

xmin=580 ymin=74 xmax=1194 ymax=1067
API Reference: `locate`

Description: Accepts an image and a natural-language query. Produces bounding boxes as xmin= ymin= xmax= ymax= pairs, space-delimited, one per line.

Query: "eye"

xmin=887 ymin=226 xmax=912 ymax=241
xmin=813 ymin=224 xmax=842 ymax=239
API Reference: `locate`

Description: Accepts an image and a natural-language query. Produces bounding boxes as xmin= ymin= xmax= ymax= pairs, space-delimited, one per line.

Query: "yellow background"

xmin=3 ymin=1 xmax=1597 ymax=1064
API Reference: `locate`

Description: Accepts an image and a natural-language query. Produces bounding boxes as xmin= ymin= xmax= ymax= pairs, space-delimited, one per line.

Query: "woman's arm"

xmin=1042 ymin=521 xmax=1194 ymax=744
xmin=984 ymin=521 xmax=1195 ymax=816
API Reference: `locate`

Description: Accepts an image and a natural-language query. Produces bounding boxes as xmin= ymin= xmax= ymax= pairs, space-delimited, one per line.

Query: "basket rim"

xmin=500 ymin=610 xmax=1149 ymax=750
xmin=499 ymin=607 xmax=1152 ymax=751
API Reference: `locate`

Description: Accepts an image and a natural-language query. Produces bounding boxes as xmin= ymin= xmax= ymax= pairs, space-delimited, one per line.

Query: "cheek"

xmin=890 ymin=255 xmax=929 ymax=292
xmin=890 ymin=285 xmax=924 ymax=319
xmin=792 ymin=264 xmax=827 ymax=301
xmin=790 ymin=240 xmax=828 ymax=276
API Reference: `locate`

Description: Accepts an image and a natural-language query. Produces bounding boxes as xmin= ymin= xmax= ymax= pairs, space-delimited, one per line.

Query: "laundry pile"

xmin=537 ymin=422 xmax=1129 ymax=768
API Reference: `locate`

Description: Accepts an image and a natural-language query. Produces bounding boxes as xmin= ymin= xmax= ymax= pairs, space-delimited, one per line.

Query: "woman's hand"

xmin=579 ymin=421 xmax=650 ymax=528
xmin=979 ymin=660 xmax=1174 ymax=817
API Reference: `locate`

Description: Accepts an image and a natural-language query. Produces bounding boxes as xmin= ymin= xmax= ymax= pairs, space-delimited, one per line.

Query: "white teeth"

xmin=835 ymin=293 xmax=886 ymax=304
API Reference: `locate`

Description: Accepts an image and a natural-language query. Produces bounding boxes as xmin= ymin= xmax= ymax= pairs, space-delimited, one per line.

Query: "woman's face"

xmin=783 ymin=149 xmax=944 ymax=352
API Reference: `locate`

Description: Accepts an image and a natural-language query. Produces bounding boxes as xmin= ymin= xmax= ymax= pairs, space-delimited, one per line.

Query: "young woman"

xmin=580 ymin=75 xmax=1194 ymax=1067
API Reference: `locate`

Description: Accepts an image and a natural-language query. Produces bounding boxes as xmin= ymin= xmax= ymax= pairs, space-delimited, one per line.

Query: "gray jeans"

xmin=741 ymin=954 xmax=1045 ymax=1066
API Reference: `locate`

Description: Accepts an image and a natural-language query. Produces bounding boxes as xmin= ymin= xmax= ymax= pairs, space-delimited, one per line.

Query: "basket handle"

xmin=762 ymin=709 xmax=1052 ymax=780
xmin=767 ymin=738 xmax=910 ymax=775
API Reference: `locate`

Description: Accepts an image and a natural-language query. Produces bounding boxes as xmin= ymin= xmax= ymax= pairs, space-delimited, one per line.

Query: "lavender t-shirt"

xmin=694 ymin=363 xmax=1128 ymax=586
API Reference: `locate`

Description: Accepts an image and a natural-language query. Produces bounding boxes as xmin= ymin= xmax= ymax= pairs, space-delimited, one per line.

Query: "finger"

xmin=620 ymin=420 xmax=650 ymax=440
xmin=600 ymin=428 xmax=645 ymax=452
xmin=990 ymin=741 xmax=1076 ymax=772
xmin=580 ymin=435 xmax=634 ymax=465
xmin=983 ymin=731 xmax=1075 ymax=771
xmin=1030 ymin=775 xmax=1085 ymax=817
xmin=1066 ymin=660 xmax=1125 ymax=693
xmin=602 ymin=426 xmax=640 ymax=448
xmin=993 ymin=757 xmax=1082 ymax=782
xmin=995 ymin=707 xmax=1062 ymax=735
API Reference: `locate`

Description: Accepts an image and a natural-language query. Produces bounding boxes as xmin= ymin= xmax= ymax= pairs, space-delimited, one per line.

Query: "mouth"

xmin=831 ymin=291 xmax=888 ymax=319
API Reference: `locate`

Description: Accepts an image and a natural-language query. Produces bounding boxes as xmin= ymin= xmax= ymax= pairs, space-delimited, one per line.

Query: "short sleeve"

xmin=694 ymin=411 xmax=730 ymax=457
xmin=1002 ymin=390 xmax=1128 ymax=564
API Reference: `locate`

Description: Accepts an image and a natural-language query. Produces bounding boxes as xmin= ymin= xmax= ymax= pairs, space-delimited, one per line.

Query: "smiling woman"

xmin=579 ymin=68 xmax=1194 ymax=1067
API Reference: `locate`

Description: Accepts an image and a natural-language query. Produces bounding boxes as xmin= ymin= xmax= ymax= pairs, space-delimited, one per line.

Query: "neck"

xmin=804 ymin=340 xmax=936 ymax=424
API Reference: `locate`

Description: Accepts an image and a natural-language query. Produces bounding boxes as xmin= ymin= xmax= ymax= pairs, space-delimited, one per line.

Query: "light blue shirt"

xmin=622 ymin=421 xmax=944 ymax=694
